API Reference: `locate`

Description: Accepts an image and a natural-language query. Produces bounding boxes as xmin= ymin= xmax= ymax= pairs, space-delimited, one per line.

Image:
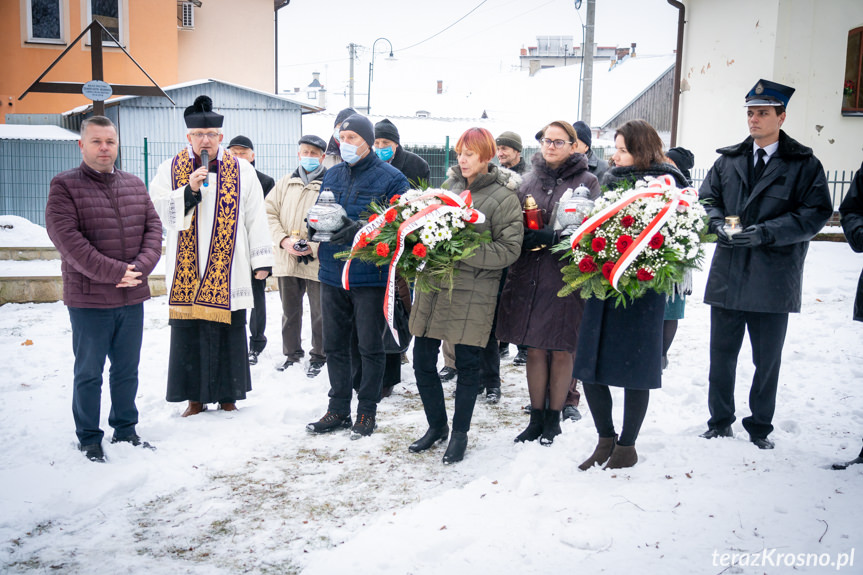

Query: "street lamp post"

xmin=367 ymin=37 xmax=394 ymax=116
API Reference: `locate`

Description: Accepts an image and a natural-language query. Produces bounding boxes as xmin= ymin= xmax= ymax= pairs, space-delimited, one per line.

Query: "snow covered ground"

xmin=1 ymin=240 xmax=862 ymax=574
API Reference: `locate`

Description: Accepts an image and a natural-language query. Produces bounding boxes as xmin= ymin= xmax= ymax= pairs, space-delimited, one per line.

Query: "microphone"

xmin=200 ymin=149 xmax=209 ymax=187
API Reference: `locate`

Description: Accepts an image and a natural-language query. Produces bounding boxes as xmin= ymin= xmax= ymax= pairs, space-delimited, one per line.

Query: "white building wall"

xmin=677 ymin=0 xmax=863 ymax=178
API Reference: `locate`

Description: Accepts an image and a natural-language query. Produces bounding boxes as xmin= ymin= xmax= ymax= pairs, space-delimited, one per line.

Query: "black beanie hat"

xmin=572 ymin=121 xmax=592 ymax=149
xmin=334 ymin=107 xmax=357 ymax=128
xmin=374 ymin=119 xmax=400 ymax=145
xmin=339 ymin=114 xmax=375 ymax=148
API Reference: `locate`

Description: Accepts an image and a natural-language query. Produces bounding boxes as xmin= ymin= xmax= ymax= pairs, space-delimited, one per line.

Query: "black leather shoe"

xmin=485 ymin=387 xmax=501 ymax=404
xmin=111 ymin=434 xmax=155 ymax=450
xmin=438 ymin=366 xmax=457 ymax=382
xmin=248 ymin=351 xmax=260 ymax=365
xmin=833 ymin=456 xmax=863 ymax=470
xmin=306 ymin=361 xmax=325 ymax=378
xmin=442 ymin=431 xmax=468 ymax=464
xmin=79 ymin=443 xmax=106 ymax=463
xmin=700 ymin=426 xmax=733 ymax=439
xmin=512 ymin=349 xmax=528 ymax=366
xmin=276 ymin=358 xmax=295 ymax=372
xmin=409 ymin=425 xmax=450 ymax=453
xmin=751 ymin=436 xmax=775 ymax=450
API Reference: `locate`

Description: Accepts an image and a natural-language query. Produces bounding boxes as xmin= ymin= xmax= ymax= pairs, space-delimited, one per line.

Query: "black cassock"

xmin=166 ymin=310 xmax=252 ymax=404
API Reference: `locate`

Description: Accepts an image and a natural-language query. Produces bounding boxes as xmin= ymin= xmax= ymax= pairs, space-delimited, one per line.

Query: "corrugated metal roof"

xmin=0 ymin=125 xmax=80 ymax=141
xmin=63 ymin=78 xmax=323 ymax=116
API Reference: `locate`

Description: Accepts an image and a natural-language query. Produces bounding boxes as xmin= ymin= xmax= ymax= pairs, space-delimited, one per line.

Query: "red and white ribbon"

xmin=341 ymin=189 xmax=485 ymax=344
xmin=568 ymin=174 xmax=699 ymax=291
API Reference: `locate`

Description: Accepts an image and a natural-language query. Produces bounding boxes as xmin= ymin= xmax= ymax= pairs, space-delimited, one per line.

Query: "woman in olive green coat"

xmin=408 ymin=127 xmax=523 ymax=464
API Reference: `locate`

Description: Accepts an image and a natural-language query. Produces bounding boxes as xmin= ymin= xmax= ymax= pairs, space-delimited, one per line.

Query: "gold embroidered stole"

xmin=168 ymin=148 xmax=240 ymax=324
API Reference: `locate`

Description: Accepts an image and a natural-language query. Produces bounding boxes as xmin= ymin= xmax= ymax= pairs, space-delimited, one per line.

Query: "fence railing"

xmin=0 ymin=137 xmax=856 ymax=229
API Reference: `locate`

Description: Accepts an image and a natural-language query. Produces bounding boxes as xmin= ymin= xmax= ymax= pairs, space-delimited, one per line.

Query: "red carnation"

xmin=649 ymin=233 xmax=664 ymax=249
xmin=602 ymin=261 xmax=615 ymax=280
xmin=384 ymin=209 xmax=397 ymax=223
xmin=621 ymin=215 xmax=635 ymax=228
xmin=412 ymin=243 xmax=428 ymax=258
xmin=616 ymin=235 xmax=633 ymax=254
xmin=369 ymin=213 xmax=378 ymax=222
xmin=355 ymin=234 xmax=369 ymax=250
xmin=636 ymin=268 xmax=654 ymax=281
xmin=591 ymin=237 xmax=607 ymax=252
xmin=376 ymin=242 xmax=390 ymax=257
xmin=389 ymin=194 xmax=401 ymax=205
xmin=578 ymin=255 xmax=598 ymax=273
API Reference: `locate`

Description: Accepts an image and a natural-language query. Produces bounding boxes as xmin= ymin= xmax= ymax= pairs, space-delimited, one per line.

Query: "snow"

xmin=1 ymin=227 xmax=862 ymax=573
xmin=0 ymin=125 xmax=80 ymax=141
xmin=0 ymin=216 xmax=54 ymax=247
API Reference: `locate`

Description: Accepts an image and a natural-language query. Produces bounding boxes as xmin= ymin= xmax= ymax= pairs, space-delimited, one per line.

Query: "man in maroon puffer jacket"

xmin=46 ymin=115 xmax=162 ymax=463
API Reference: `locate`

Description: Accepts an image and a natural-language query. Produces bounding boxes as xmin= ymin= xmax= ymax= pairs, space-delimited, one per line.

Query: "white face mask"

xmin=340 ymin=142 xmax=364 ymax=164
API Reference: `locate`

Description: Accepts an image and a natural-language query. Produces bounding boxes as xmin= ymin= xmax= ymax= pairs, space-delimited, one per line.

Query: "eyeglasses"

xmin=189 ymin=132 xmax=221 ymax=140
xmin=539 ymin=138 xmax=573 ymax=149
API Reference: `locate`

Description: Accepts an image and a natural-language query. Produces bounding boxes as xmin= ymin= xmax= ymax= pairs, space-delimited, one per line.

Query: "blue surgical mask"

xmin=340 ymin=142 xmax=363 ymax=164
xmin=299 ymin=156 xmax=320 ymax=172
xmin=333 ymin=129 xmax=340 ymax=143
xmin=375 ymin=146 xmax=395 ymax=162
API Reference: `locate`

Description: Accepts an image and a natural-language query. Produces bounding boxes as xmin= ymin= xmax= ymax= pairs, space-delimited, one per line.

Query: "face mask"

xmin=333 ymin=129 xmax=340 ymax=145
xmin=375 ymin=146 xmax=395 ymax=162
xmin=299 ymin=156 xmax=321 ymax=172
xmin=340 ymin=142 xmax=364 ymax=164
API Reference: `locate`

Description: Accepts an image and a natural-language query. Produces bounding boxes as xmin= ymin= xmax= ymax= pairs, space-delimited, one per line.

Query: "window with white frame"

xmin=26 ymin=0 xmax=65 ymax=43
xmin=87 ymin=0 xmax=123 ymax=46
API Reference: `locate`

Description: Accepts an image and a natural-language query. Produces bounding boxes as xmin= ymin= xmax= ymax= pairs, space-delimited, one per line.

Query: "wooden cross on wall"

xmin=19 ymin=19 xmax=174 ymax=116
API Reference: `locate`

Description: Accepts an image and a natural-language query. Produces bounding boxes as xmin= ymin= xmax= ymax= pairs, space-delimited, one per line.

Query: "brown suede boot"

xmin=219 ymin=402 xmax=237 ymax=412
xmin=182 ymin=401 xmax=206 ymax=417
xmin=604 ymin=444 xmax=638 ymax=469
xmin=578 ymin=435 xmax=617 ymax=470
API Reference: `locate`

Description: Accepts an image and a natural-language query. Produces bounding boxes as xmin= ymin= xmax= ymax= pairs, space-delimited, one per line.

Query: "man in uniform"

xmin=699 ymin=80 xmax=832 ymax=449
xmin=150 ymin=96 xmax=273 ymax=417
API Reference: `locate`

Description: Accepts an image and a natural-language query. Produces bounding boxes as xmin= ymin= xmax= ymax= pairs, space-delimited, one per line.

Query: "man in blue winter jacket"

xmin=306 ymin=114 xmax=410 ymax=439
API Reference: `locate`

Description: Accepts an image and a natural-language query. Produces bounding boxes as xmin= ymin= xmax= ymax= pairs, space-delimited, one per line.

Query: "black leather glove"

xmin=296 ymin=254 xmax=315 ymax=265
xmin=709 ymin=220 xmax=732 ymax=248
xmin=523 ymin=227 xmax=558 ymax=251
xmin=732 ymin=225 xmax=766 ymax=248
xmin=328 ymin=216 xmax=364 ymax=244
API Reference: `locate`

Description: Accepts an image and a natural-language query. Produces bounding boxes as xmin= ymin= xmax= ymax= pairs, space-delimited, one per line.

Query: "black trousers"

xmin=322 ymin=283 xmax=387 ymax=417
xmin=707 ymin=306 xmax=789 ymax=439
xmin=248 ymin=275 xmax=267 ymax=354
xmin=413 ymin=336 xmax=481 ymax=433
xmin=68 ymin=305 xmax=144 ymax=445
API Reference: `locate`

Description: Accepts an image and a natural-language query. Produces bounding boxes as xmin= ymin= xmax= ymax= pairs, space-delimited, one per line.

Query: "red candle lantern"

xmin=523 ymin=194 xmax=543 ymax=230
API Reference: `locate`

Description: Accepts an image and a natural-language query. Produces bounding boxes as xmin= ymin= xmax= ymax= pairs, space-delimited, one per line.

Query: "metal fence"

xmin=0 ymin=137 xmax=857 ymax=229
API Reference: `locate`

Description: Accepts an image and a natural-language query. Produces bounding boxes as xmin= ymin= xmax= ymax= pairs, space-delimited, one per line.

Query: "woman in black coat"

xmin=497 ymin=120 xmax=600 ymax=444
xmin=576 ymin=119 xmax=689 ymax=470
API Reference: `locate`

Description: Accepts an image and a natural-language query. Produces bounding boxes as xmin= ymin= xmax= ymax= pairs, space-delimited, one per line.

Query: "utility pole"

xmin=580 ymin=0 xmax=596 ymax=126
xmin=347 ymin=43 xmax=357 ymax=108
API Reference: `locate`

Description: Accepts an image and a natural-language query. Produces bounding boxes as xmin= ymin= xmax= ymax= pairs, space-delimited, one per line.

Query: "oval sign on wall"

xmin=82 ymin=80 xmax=113 ymax=101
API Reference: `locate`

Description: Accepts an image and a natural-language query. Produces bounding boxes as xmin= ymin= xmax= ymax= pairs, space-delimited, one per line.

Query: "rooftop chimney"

xmin=437 ymin=80 xmax=443 ymax=94
xmin=631 ymin=43 xmax=636 ymax=57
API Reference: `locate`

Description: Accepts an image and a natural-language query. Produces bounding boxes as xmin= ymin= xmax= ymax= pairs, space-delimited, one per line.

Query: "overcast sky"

xmin=276 ymin=0 xmax=680 ymax=96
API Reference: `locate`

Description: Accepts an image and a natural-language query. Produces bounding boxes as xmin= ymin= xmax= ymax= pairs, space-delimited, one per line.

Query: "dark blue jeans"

xmin=413 ymin=336 xmax=481 ymax=433
xmin=321 ymin=283 xmax=387 ymax=417
xmin=68 ymin=304 xmax=144 ymax=445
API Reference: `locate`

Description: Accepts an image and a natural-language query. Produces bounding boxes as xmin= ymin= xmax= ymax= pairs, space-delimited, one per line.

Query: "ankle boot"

xmin=578 ymin=435 xmax=617 ymax=470
xmin=442 ymin=431 xmax=468 ymax=464
xmin=182 ymin=401 xmax=206 ymax=417
xmin=409 ymin=424 xmax=450 ymax=453
xmin=604 ymin=444 xmax=638 ymax=469
xmin=540 ymin=410 xmax=561 ymax=445
xmin=514 ymin=409 xmax=544 ymax=443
